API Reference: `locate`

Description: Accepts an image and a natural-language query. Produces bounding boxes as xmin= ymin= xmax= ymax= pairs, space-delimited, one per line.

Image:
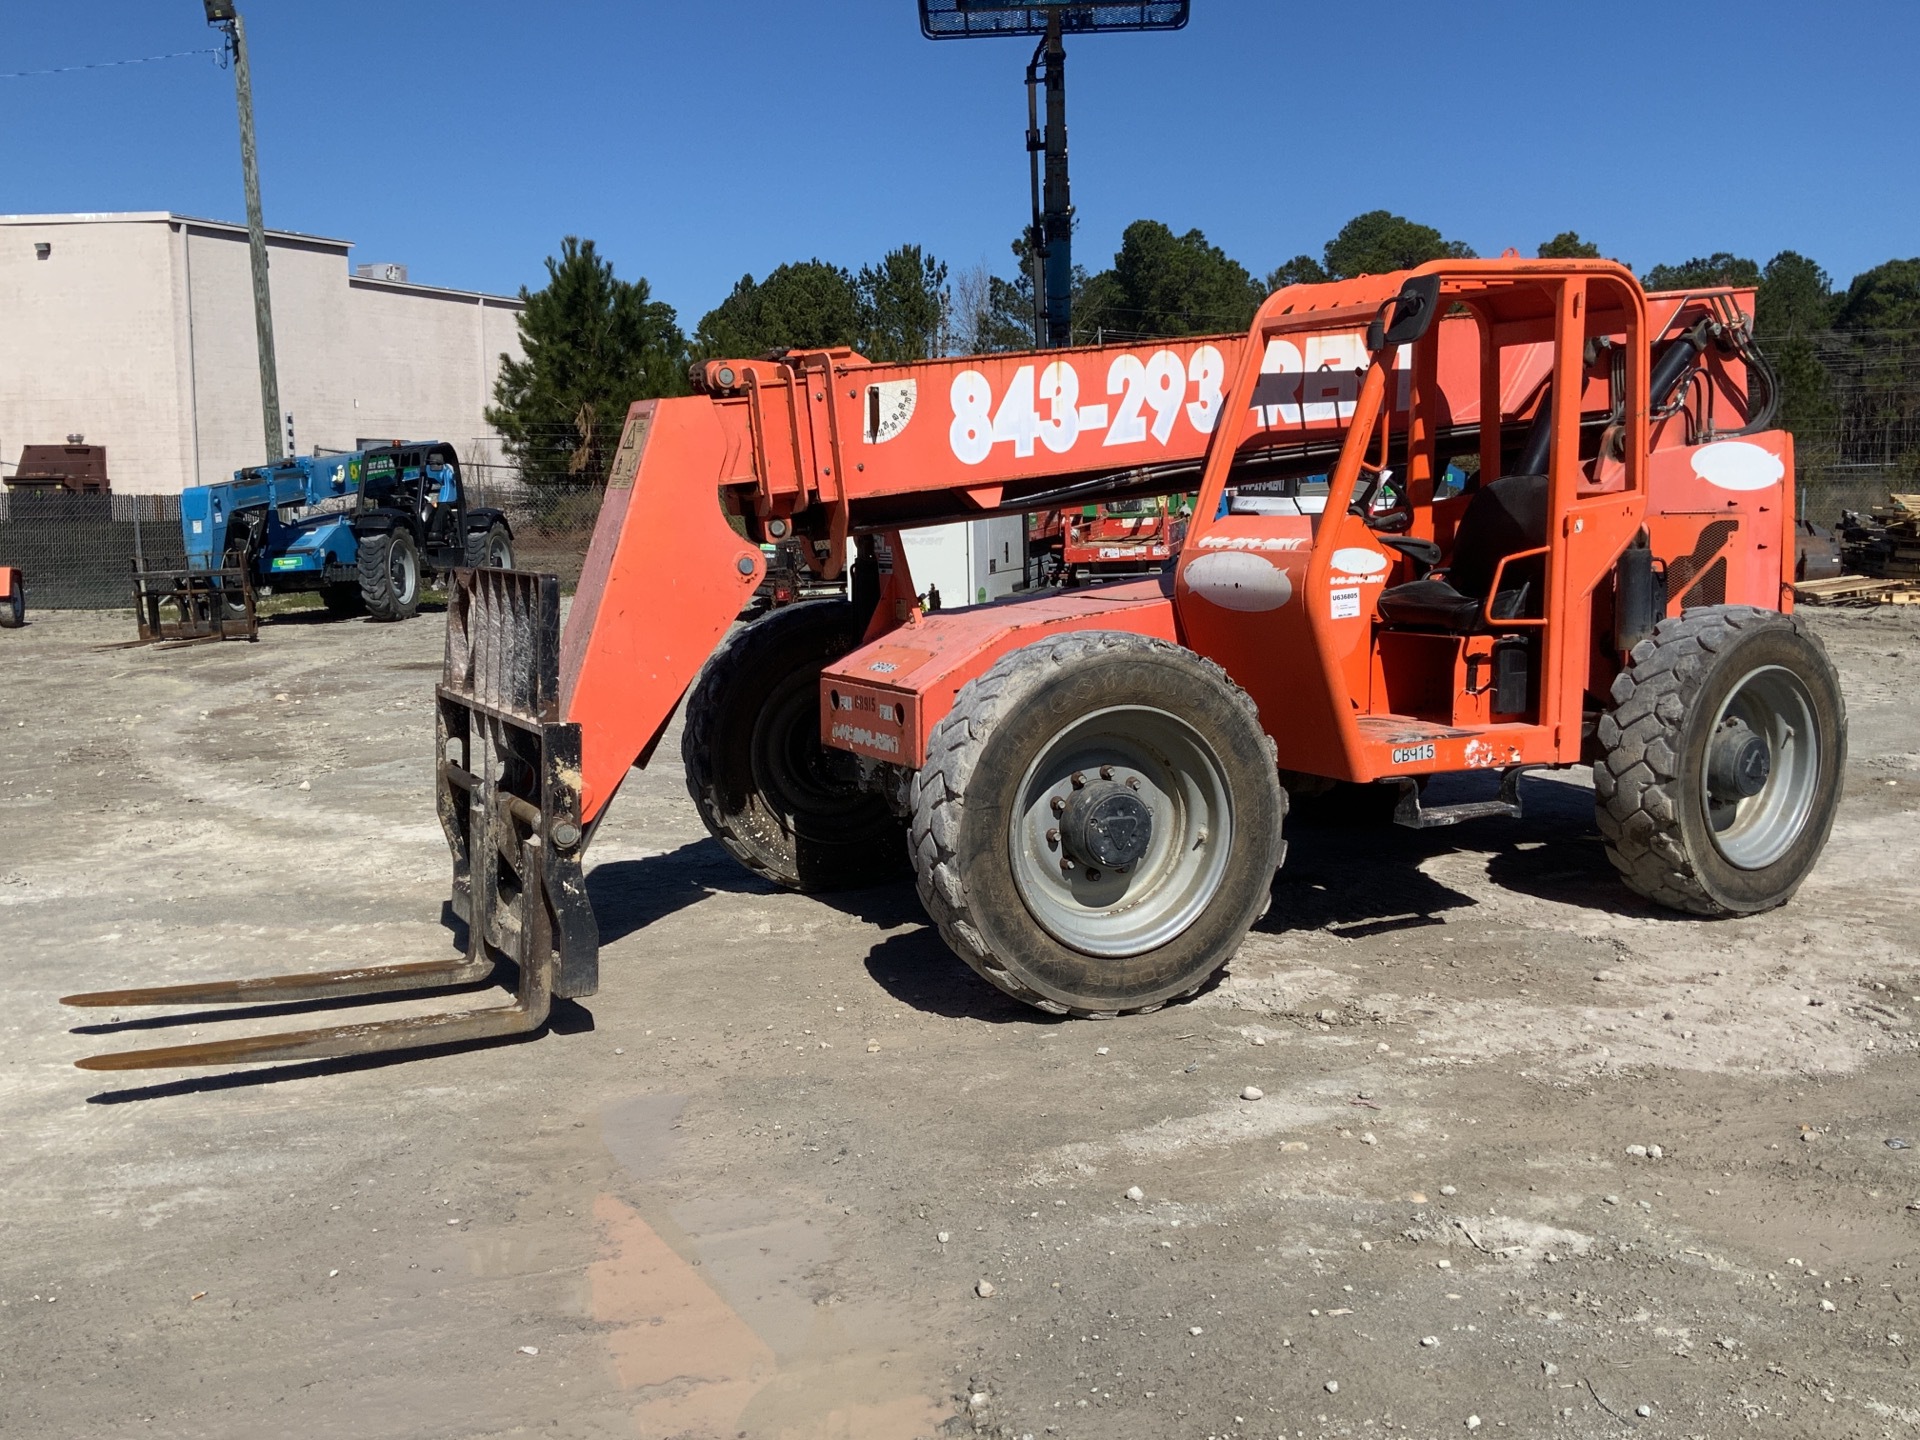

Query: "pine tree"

xmin=488 ymin=238 xmax=688 ymax=487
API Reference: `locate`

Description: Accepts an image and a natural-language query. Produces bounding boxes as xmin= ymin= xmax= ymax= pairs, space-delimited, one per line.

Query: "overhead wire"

xmin=0 ymin=47 xmax=222 ymax=82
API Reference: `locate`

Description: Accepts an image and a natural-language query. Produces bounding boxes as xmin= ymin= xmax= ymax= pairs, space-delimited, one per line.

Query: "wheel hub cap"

xmin=1708 ymin=720 xmax=1770 ymax=801
xmin=1061 ymin=781 xmax=1153 ymax=868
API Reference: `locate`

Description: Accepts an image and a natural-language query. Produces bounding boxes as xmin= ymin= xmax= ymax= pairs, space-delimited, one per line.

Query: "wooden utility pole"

xmin=206 ymin=2 xmax=283 ymax=460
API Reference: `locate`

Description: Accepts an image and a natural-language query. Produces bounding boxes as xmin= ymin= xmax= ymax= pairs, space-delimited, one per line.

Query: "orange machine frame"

xmin=557 ymin=261 xmax=1782 ymax=824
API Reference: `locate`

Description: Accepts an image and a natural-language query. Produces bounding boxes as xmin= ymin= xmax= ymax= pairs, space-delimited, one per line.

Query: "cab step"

xmin=1393 ymin=766 xmax=1543 ymax=829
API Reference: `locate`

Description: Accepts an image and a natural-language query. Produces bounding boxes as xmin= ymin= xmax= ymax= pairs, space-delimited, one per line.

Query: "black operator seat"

xmin=1373 ymin=473 xmax=1549 ymax=632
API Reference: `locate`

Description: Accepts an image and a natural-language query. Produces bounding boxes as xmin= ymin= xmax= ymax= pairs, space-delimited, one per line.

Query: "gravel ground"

xmin=2 ymin=601 xmax=1918 ymax=1440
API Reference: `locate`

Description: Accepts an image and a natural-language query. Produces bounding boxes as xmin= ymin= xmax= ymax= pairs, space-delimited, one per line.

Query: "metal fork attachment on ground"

xmin=127 ymin=562 xmax=257 ymax=646
xmin=61 ymin=570 xmax=596 ymax=1069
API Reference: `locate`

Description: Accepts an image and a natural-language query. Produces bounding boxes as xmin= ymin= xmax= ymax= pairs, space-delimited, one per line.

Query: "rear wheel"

xmin=910 ymin=632 xmax=1285 ymax=1017
xmin=1596 ymin=605 xmax=1845 ymax=915
xmin=0 ymin=577 xmax=23 ymax=628
xmin=465 ymin=521 xmax=514 ymax=570
xmin=358 ymin=529 xmax=421 ymax=621
xmin=683 ymin=600 xmax=909 ymax=891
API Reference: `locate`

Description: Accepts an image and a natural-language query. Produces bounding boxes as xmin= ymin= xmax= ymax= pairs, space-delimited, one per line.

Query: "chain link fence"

xmin=0 ymin=480 xmax=607 ymax=613
xmin=1798 ymin=468 xmax=1912 ymax=526
xmin=0 ymin=491 xmax=186 ymax=609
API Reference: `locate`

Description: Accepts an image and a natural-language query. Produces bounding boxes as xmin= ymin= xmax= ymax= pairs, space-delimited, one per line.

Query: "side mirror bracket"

xmin=1366 ymin=275 xmax=1443 ymax=352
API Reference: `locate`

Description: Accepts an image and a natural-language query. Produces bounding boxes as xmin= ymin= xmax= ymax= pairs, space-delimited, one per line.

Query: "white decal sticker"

xmin=864 ymin=380 xmax=917 ymax=444
xmin=1182 ymin=551 xmax=1294 ymax=612
xmin=1391 ymin=742 xmax=1435 ymax=765
xmin=1330 ymin=546 xmax=1390 ymax=577
xmin=190 ymin=519 xmax=204 ymax=534
xmin=947 ymin=347 xmax=1223 ymax=465
xmin=1329 ymin=586 xmax=1362 ymax=619
xmin=1691 ymin=440 xmax=1784 ymax=492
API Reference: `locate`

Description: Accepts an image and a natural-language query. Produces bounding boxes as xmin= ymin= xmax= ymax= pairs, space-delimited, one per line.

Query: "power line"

xmin=0 ymin=47 xmax=222 ymax=82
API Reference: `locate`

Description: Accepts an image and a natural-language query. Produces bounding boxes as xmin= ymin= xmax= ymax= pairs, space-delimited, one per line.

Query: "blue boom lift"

xmin=169 ymin=441 xmax=513 ymax=624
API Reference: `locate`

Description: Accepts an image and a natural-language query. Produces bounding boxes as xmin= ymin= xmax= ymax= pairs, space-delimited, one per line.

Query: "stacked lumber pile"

xmin=1793 ymin=574 xmax=1920 ymax=607
xmin=1839 ymin=494 xmax=1920 ymax=580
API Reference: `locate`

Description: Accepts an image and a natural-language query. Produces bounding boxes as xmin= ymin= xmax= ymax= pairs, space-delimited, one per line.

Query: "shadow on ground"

xmin=1266 ymin=770 xmax=1667 ymax=932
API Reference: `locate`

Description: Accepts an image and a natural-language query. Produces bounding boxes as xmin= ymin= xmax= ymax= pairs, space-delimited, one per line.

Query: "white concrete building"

xmin=0 ymin=212 xmax=524 ymax=495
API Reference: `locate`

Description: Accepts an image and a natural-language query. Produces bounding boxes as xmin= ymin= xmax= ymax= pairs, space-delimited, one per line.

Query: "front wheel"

xmin=465 ymin=522 xmax=514 ymax=570
xmin=1596 ymin=605 xmax=1846 ymax=915
xmin=358 ymin=529 xmax=421 ymax=621
xmin=0 ymin=576 xmax=23 ymax=629
xmin=910 ymin=632 xmax=1286 ymax=1017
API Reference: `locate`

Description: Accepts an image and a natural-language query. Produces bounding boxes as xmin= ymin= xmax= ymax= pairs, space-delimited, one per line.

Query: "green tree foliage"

xmin=694 ymin=260 xmax=863 ymax=359
xmin=1265 ymin=254 xmax=1329 ymax=292
xmin=1832 ymin=258 xmax=1920 ymax=335
xmin=1641 ymin=253 xmax=1761 ymax=292
xmin=1756 ymin=251 xmax=1837 ymax=337
xmin=1755 ymin=251 xmax=1837 ymax=449
xmin=856 ymin=245 xmax=950 ymax=363
xmin=1538 ymin=231 xmax=1601 ymax=260
xmin=1828 ymin=259 xmax=1920 ymax=473
xmin=488 ymin=237 xmax=688 ymax=487
xmin=1073 ymin=219 xmax=1263 ymax=339
xmin=1322 ymin=210 xmax=1475 ymax=280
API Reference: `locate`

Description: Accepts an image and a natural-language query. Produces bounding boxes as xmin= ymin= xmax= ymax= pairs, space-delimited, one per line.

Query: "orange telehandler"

xmin=66 ymin=260 xmax=1846 ymax=1066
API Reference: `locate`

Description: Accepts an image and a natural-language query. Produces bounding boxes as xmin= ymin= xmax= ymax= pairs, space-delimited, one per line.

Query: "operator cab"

xmin=1175 ymin=262 xmax=1679 ymax=782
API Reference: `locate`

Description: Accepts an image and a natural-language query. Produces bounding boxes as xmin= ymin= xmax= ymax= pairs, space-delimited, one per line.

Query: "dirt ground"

xmin=3 ymin=600 xmax=1919 ymax=1440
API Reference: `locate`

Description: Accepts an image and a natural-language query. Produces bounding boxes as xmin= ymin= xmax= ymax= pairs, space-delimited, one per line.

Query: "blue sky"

xmin=5 ymin=1 xmax=1916 ymax=325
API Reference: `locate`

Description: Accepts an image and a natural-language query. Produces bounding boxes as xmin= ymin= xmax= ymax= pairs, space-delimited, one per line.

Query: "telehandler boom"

xmin=66 ymin=260 xmax=1845 ymax=1066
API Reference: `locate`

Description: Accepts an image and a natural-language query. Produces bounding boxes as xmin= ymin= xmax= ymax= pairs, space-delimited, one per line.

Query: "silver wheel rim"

xmin=393 ymin=543 xmax=418 ymax=604
xmin=1702 ymin=663 xmax=1820 ymax=870
xmin=1008 ymin=704 xmax=1233 ymax=958
xmin=488 ymin=535 xmax=512 ymax=567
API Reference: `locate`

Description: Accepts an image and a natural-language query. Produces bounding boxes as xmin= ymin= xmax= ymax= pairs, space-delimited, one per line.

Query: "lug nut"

xmin=1071 ymin=772 xmax=1086 ymax=789
xmin=1099 ymin=764 xmax=1114 ymax=780
xmin=1045 ymin=828 xmax=1059 ymax=848
xmin=1060 ymin=856 xmax=1076 ymax=874
xmin=1126 ymin=776 xmax=1141 ymax=790
xmin=1086 ymin=867 xmax=1101 ymax=881
xmin=1050 ymin=795 xmax=1066 ymax=815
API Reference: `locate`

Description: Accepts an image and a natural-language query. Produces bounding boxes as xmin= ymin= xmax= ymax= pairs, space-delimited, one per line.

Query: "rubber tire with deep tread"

xmin=465 ymin=522 xmax=514 ymax=570
xmin=1595 ymin=604 xmax=1845 ymax=915
xmin=358 ymin=528 xmax=422 ymax=621
xmin=0 ymin=577 xmax=23 ymax=629
xmin=910 ymin=631 xmax=1286 ymax=1017
xmin=683 ymin=599 xmax=909 ymax=892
